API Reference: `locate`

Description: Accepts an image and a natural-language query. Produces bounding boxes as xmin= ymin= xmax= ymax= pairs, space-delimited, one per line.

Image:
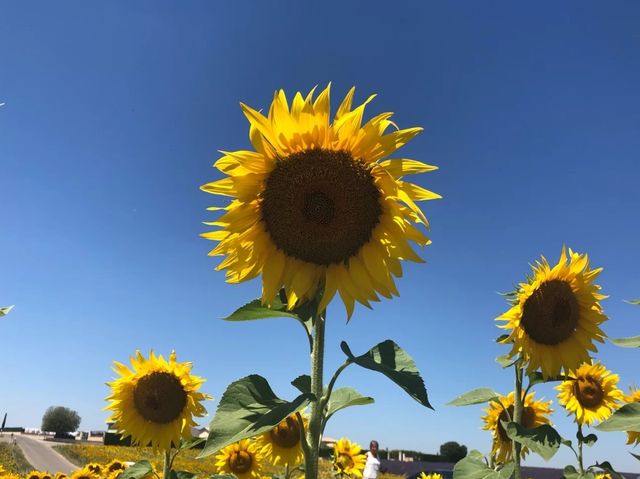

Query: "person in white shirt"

xmin=363 ymin=440 xmax=381 ymax=479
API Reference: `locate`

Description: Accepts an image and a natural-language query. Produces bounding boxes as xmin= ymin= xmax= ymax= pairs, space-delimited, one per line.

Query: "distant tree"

xmin=439 ymin=441 xmax=467 ymax=462
xmin=41 ymin=406 xmax=81 ymax=438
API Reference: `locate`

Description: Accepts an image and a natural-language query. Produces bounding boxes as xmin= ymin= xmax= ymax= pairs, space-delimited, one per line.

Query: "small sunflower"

xmin=624 ymin=387 xmax=640 ymax=445
xmin=482 ymin=392 xmax=553 ymax=463
xmin=255 ymin=414 xmax=307 ymax=467
xmin=41 ymin=474 xmax=52 ymax=479
xmin=106 ymin=461 xmax=126 ymax=474
xmin=595 ymin=474 xmax=613 ymax=479
xmin=333 ymin=438 xmax=366 ymax=477
xmin=556 ymin=362 xmax=623 ymax=425
xmin=497 ymin=247 xmax=608 ymax=378
xmin=26 ymin=472 xmax=43 ymax=479
xmin=54 ymin=474 xmax=68 ymax=479
xmin=418 ymin=473 xmax=443 ymax=479
xmin=85 ymin=464 xmax=102 ymax=475
xmin=105 ymin=350 xmax=211 ymax=451
xmin=69 ymin=470 xmax=97 ymax=479
xmin=214 ymin=439 xmax=264 ymax=479
xmin=202 ymin=84 xmax=440 ymax=317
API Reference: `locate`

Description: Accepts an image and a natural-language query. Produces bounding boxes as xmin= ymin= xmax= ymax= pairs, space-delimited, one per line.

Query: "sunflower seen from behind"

xmin=333 ymin=438 xmax=366 ymax=478
xmin=482 ymin=392 xmax=553 ymax=463
xmin=624 ymin=387 xmax=640 ymax=445
xmin=105 ymin=351 xmax=211 ymax=451
xmin=556 ymin=362 xmax=623 ymax=425
xmin=202 ymin=84 xmax=440 ymax=317
xmin=497 ymin=247 xmax=607 ymax=378
xmin=214 ymin=439 xmax=264 ymax=479
xmin=255 ymin=414 xmax=307 ymax=467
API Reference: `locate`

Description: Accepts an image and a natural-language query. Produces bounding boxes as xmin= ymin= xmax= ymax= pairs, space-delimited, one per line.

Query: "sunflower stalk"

xmin=577 ymin=424 xmax=585 ymax=475
xmin=162 ymin=449 xmax=171 ymax=479
xmin=305 ymin=308 xmax=326 ymax=479
xmin=512 ymin=364 xmax=524 ymax=479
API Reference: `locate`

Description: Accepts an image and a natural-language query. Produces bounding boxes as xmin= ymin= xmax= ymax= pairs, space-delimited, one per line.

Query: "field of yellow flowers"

xmin=0 ymin=442 xmax=32 ymax=474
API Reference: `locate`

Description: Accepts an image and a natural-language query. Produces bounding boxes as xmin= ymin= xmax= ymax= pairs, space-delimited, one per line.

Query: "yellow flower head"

xmin=333 ymin=438 xmax=367 ymax=477
xmin=26 ymin=472 xmax=44 ymax=479
xmin=624 ymin=387 xmax=640 ymax=445
xmin=54 ymin=473 xmax=68 ymax=479
xmin=497 ymin=247 xmax=607 ymax=378
xmin=40 ymin=474 xmax=52 ymax=479
xmin=418 ymin=473 xmax=443 ymax=479
xmin=105 ymin=350 xmax=211 ymax=451
xmin=202 ymin=84 xmax=440 ymax=318
xmin=69 ymin=469 xmax=98 ymax=479
xmin=106 ymin=461 xmax=127 ymax=474
xmin=482 ymin=392 xmax=553 ymax=463
xmin=85 ymin=464 xmax=102 ymax=475
xmin=556 ymin=362 xmax=623 ymax=425
xmin=255 ymin=414 xmax=307 ymax=467
xmin=214 ymin=439 xmax=264 ymax=479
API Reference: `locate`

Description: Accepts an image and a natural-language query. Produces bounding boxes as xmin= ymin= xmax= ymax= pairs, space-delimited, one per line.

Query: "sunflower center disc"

xmin=229 ymin=451 xmax=253 ymax=474
xmin=497 ymin=405 xmax=535 ymax=442
xmin=133 ymin=371 xmax=188 ymax=424
xmin=270 ymin=416 xmax=300 ymax=448
xmin=520 ymin=279 xmax=580 ymax=345
xmin=573 ymin=376 xmax=604 ymax=408
xmin=261 ymin=148 xmax=382 ymax=265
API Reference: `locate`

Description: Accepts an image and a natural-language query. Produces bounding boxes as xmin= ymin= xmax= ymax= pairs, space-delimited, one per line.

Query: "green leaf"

xmin=631 ymin=451 xmax=640 ymax=461
xmin=291 ymin=375 xmax=311 ymax=394
xmin=179 ymin=437 xmax=205 ymax=450
xmin=447 ymin=388 xmax=500 ymax=407
xmin=340 ymin=340 xmax=432 ymax=409
xmin=609 ymin=336 xmax=640 ymax=348
xmin=595 ymin=403 xmax=640 ymax=432
xmin=0 ymin=305 xmax=14 ymax=317
xmin=563 ymin=465 xmax=580 ymax=479
xmin=119 ymin=461 xmax=152 ymax=479
xmin=495 ymin=355 xmax=516 ymax=368
xmin=625 ymin=299 xmax=640 ymax=305
xmin=527 ymin=371 xmax=567 ymax=388
xmin=452 ymin=450 xmax=513 ymax=479
xmin=223 ymin=298 xmax=301 ymax=322
xmin=200 ymin=375 xmax=313 ymax=457
xmin=577 ymin=430 xmax=597 ymax=447
xmin=209 ymin=476 xmax=236 ymax=479
xmin=495 ymin=334 xmax=510 ymax=343
xmin=169 ymin=472 xmax=196 ymax=479
xmin=326 ymin=387 xmax=374 ymax=422
xmin=503 ymin=422 xmax=563 ymax=461
xmin=593 ymin=462 xmax=623 ymax=479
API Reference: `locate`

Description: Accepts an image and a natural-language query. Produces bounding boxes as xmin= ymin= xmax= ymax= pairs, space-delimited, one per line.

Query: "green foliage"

xmin=325 ymin=387 xmax=374 ymax=423
xmin=447 ymin=388 xmax=500 ymax=407
xmin=169 ymin=472 xmax=197 ymax=479
xmin=503 ymin=421 xmax=563 ymax=461
xmin=201 ymin=374 xmax=312 ymax=458
xmin=291 ymin=374 xmax=311 ymax=393
xmin=452 ymin=450 xmax=513 ymax=479
xmin=0 ymin=305 xmax=14 ymax=317
xmin=526 ymin=371 xmax=566 ymax=389
xmin=41 ymin=406 xmax=81 ymax=434
xmin=340 ymin=340 xmax=431 ymax=408
xmin=439 ymin=441 xmax=467 ymax=462
xmin=595 ymin=403 xmax=640 ymax=432
xmin=119 ymin=461 xmax=152 ymax=479
xmin=609 ymin=336 xmax=640 ymax=348
xmin=625 ymin=299 xmax=640 ymax=305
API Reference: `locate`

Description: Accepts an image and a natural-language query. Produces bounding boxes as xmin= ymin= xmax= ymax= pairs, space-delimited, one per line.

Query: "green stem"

xmin=304 ymin=309 xmax=326 ymax=479
xmin=163 ymin=449 xmax=172 ymax=479
xmin=319 ymin=360 xmax=352 ymax=432
xmin=512 ymin=365 xmax=523 ymax=479
xmin=577 ymin=423 xmax=585 ymax=475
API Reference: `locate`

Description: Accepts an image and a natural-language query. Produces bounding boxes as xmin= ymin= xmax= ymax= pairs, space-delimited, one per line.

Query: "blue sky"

xmin=2 ymin=0 xmax=640 ymax=472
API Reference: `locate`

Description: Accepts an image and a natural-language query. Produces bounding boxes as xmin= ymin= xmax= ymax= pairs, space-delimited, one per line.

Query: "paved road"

xmin=11 ymin=435 xmax=77 ymax=474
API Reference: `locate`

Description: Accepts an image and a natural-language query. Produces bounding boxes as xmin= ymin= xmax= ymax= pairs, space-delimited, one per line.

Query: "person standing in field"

xmin=364 ymin=440 xmax=381 ymax=479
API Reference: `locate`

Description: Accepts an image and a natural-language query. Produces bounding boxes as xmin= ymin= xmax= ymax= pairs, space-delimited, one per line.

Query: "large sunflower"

xmin=497 ymin=247 xmax=607 ymax=378
xmin=214 ymin=439 xmax=264 ymax=479
xmin=624 ymin=387 xmax=640 ymax=445
xmin=333 ymin=438 xmax=366 ymax=477
xmin=105 ymin=351 xmax=211 ymax=451
xmin=482 ymin=392 xmax=553 ymax=463
xmin=202 ymin=85 xmax=440 ymax=317
xmin=556 ymin=362 xmax=623 ymax=425
xmin=255 ymin=414 xmax=307 ymax=467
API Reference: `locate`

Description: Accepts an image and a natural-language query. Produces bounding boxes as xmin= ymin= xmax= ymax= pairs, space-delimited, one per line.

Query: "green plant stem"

xmin=577 ymin=424 xmax=585 ymax=475
xmin=305 ymin=309 xmax=326 ymax=479
xmin=512 ymin=365 xmax=524 ymax=479
xmin=163 ymin=449 xmax=172 ymax=479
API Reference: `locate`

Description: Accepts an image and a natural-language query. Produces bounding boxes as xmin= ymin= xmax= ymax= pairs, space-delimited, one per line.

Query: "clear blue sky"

xmin=2 ymin=0 xmax=640 ymax=472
